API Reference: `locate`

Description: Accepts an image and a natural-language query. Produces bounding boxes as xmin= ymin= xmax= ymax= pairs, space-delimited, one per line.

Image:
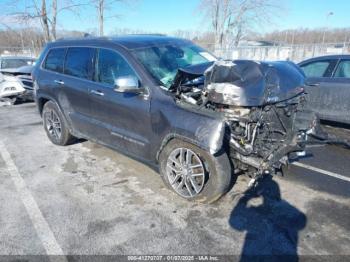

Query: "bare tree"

xmin=199 ymin=0 xmax=281 ymax=49
xmin=41 ymin=0 xmax=50 ymax=41
xmin=90 ymin=0 xmax=127 ymax=36
xmin=7 ymin=0 xmax=84 ymax=42
xmin=51 ymin=0 xmax=57 ymax=40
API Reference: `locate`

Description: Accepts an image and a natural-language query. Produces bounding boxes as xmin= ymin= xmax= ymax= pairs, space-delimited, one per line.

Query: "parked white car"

xmin=0 ymin=57 xmax=35 ymax=104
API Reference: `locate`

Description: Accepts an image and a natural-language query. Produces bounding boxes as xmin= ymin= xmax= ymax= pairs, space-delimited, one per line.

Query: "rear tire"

xmin=42 ymin=101 xmax=75 ymax=146
xmin=159 ymin=139 xmax=232 ymax=203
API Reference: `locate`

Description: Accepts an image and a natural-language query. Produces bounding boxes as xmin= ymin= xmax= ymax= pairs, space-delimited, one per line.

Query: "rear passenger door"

xmin=59 ymin=47 xmax=96 ymax=136
xmin=87 ymin=48 xmax=152 ymax=159
xmin=299 ymin=59 xmax=338 ymax=121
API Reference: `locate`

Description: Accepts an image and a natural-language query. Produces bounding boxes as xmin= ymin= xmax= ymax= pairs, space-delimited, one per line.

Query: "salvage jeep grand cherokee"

xmin=32 ymin=35 xmax=317 ymax=203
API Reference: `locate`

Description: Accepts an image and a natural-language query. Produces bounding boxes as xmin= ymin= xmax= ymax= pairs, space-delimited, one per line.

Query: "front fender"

xmin=156 ymin=108 xmax=227 ymax=160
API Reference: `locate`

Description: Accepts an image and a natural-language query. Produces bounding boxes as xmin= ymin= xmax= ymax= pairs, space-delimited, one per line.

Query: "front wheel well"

xmin=156 ymin=135 xmax=205 ymax=163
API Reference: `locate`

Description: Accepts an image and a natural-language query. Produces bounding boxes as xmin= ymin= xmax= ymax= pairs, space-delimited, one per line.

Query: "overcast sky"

xmin=2 ymin=0 xmax=350 ymax=34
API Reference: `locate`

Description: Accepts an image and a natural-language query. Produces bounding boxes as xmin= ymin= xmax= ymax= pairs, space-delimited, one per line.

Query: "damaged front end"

xmin=172 ymin=60 xmax=318 ymax=181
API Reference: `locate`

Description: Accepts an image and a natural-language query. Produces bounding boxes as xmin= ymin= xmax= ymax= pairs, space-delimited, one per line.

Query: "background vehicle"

xmin=298 ymin=55 xmax=350 ymax=125
xmin=0 ymin=56 xmax=35 ymax=69
xmin=0 ymin=56 xmax=35 ymax=104
xmin=32 ymin=36 xmax=313 ymax=203
xmin=0 ymin=65 xmax=35 ymax=104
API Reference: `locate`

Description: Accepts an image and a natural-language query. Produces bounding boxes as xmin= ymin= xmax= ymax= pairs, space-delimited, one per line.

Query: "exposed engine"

xmin=172 ymin=60 xmax=315 ymax=179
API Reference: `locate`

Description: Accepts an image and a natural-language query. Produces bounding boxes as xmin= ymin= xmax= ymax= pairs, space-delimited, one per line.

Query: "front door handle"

xmin=90 ymin=90 xmax=105 ymax=96
xmin=54 ymin=80 xmax=64 ymax=85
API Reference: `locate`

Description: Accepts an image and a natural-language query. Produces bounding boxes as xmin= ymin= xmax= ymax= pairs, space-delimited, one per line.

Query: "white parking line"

xmin=292 ymin=161 xmax=350 ymax=182
xmin=0 ymin=141 xmax=67 ymax=261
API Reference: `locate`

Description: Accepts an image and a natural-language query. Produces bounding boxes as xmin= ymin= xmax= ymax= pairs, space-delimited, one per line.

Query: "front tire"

xmin=159 ymin=139 xmax=232 ymax=203
xmin=42 ymin=101 xmax=75 ymax=146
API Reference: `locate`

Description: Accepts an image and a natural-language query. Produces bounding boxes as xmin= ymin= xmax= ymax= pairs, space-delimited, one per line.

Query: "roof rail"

xmin=55 ymin=33 xmax=168 ymax=42
xmin=110 ymin=33 xmax=167 ymax=37
xmin=56 ymin=34 xmax=103 ymax=41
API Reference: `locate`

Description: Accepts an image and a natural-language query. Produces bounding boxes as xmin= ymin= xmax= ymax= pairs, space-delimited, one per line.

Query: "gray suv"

xmin=33 ymin=35 xmax=314 ymax=203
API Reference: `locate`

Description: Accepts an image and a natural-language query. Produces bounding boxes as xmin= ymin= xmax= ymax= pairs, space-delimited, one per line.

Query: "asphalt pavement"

xmin=0 ymin=102 xmax=349 ymax=260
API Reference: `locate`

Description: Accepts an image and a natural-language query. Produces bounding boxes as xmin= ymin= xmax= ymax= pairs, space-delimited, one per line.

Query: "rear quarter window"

xmin=44 ymin=48 xmax=66 ymax=73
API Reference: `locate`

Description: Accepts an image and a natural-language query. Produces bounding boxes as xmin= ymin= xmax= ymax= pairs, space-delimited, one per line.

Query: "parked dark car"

xmin=32 ymin=35 xmax=315 ymax=203
xmin=298 ymin=55 xmax=350 ymax=125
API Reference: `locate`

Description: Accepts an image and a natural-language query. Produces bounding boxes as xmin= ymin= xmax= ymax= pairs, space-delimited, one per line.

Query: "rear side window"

xmin=95 ymin=49 xmax=136 ymax=86
xmin=300 ymin=61 xmax=332 ymax=78
xmin=44 ymin=48 xmax=66 ymax=73
xmin=64 ymin=47 xmax=95 ymax=79
xmin=334 ymin=60 xmax=350 ymax=78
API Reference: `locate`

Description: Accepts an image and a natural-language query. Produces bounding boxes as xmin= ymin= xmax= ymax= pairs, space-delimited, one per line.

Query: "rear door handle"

xmin=90 ymin=90 xmax=105 ymax=96
xmin=54 ymin=80 xmax=64 ymax=85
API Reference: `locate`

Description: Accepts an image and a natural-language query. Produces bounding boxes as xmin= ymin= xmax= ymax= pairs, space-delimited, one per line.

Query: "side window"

xmin=300 ymin=61 xmax=331 ymax=78
xmin=64 ymin=47 xmax=95 ymax=79
xmin=44 ymin=48 xmax=66 ymax=73
xmin=334 ymin=60 xmax=350 ymax=78
xmin=96 ymin=49 xmax=137 ymax=86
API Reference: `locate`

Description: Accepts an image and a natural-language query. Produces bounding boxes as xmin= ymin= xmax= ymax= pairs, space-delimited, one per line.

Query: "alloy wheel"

xmin=44 ymin=109 xmax=62 ymax=141
xmin=166 ymin=147 xmax=206 ymax=198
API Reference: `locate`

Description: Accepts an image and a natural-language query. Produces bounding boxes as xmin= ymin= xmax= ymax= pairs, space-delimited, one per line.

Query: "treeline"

xmin=0 ymin=28 xmax=44 ymax=51
xmin=260 ymin=28 xmax=350 ymax=45
xmin=1 ymin=26 xmax=349 ymax=56
xmin=0 ymin=28 xmax=86 ymax=54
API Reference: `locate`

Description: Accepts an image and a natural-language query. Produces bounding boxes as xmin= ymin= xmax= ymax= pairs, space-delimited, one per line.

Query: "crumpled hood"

xmin=172 ymin=60 xmax=305 ymax=107
xmin=204 ymin=60 xmax=305 ymax=106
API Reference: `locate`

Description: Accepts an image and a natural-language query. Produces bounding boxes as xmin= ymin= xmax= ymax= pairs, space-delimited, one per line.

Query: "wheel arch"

xmin=156 ymin=129 xmax=226 ymax=163
xmin=37 ymin=96 xmax=50 ymax=116
xmin=37 ymin=95 xmax=74 ymax=132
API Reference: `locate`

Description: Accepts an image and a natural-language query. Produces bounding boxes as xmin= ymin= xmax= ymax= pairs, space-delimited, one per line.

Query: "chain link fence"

xmin=1 ymin=42 xmax=350 ymax=62
xmin=213 ymin=42 xmax=350 ymax=62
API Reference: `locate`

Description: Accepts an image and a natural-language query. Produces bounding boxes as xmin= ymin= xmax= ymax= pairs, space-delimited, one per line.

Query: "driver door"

xmin=88 ymin=48 xmax=152 ymax=159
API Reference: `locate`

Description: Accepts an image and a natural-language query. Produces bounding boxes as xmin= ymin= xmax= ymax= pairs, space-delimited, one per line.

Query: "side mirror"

xmin=114 ymin=75 xmax=143 ymax=94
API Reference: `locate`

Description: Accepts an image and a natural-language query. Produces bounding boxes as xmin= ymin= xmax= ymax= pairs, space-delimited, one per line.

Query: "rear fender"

xmin=36 ymin=94 xmax=74 ymax=133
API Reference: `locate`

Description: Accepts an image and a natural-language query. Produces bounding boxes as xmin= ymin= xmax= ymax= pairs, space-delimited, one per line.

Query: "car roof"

xmin=299 ymin=54 xmax=350 ymax=64
xmin=49 ymin=34 xmax=194 ymax=50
